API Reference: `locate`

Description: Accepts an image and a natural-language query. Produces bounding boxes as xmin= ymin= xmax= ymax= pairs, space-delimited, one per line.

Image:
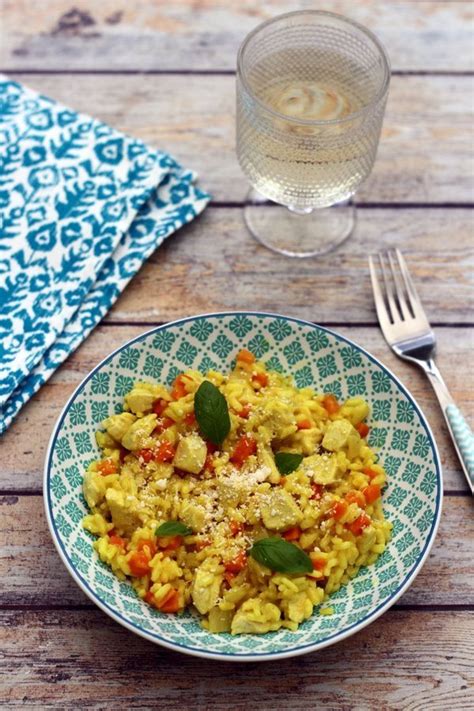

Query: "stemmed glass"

xmin=236 ymin=11 xmax=390 ymax=257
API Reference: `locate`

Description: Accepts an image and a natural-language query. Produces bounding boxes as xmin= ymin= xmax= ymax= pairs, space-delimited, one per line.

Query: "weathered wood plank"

xmin=1 ymin=0 xmax=473 ymax=72
xmin=1 ymin=494 xmax=471 ymax=608
xmin=1 ymin=3 xmax=471 ymax=701
xmin=1 ymin=609 xmax=472 ymax=708
xmin=8 ymin=74 xmax=474 ymax=204
xmin=0 ymin=206 xmax=470 ymax=327
xmin=103 ymin=208 xmax=473 ymax=324
xmin=1 ymin=325 xmax=472 ymax=492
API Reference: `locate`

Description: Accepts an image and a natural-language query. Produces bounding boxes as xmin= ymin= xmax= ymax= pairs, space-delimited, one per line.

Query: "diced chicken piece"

xmin=105 ymin=487 xmax=141 ymax=536
xmin=121 ymin=414 xmax=157 ymax=450
xmin=221 ymin=583 xmax=252 ymax=608
xmin=82 ymin=512 xmax=111 ymax=537
xmin=152 ymin=462 xmax=174 ymax=481
xmin=207 ymin=607 xmax=234 ymax=633
xmin=115 ymin=470 xmax=138 ymax=497
xmin=257 ymin=445 xmax=280 ymax=484
xmin=191 ymin=558 xmax=224 ymax=614
xmin=231 ymin=599 xmax=281 ymax=634
xmin=286 ymin=591 xmax=313 ymax=624
xmin=125 ymin=382 xmax=166 ymax=417
xmin=259 ymin=489 xmax=302 ymax=531
xmin=360 ymin=525 xmax=377 ymax=549
xmin=102 ymin=412 xmax=136 ymax=443
xmin=179 ymin=500 xmax=207 ymax=531
xmin=292 ymin=427 xmax=323 ymax=455
xmin=217 ymin=475 xmax=247 ymax=508
xmin=302 ymin=453 xmax=342 ymax=485
xmin=173 ymin=434 xmax=207 ymax=474
xmin=322 ymin=419 xmax=362 ymax=460
xmin=322 ymin=419 xmax=354 ymax=452
xmin=258 ymin=400 xmax=296 ymax=439
xmin=96 ymin=430 xmax=120 ymax=451
xmin=83 ymin=469 xmax=106 ymax=509
xmin=346 ymin=430 xmax=363 ymax=459
xmin=339 ymin=397 xmax=370 ymax=426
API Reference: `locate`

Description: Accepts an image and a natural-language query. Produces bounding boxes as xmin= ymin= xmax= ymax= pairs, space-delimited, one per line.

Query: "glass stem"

xmin=288 ymin=206 xmax=314 ymax=215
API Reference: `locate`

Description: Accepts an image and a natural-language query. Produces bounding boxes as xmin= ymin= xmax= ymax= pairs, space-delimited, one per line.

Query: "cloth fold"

xmin=0 ymin=76 xmax=210 ymax=433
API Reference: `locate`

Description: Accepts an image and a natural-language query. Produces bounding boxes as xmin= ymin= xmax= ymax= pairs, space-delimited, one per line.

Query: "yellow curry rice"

xmin=82 ymin=349 xmax=391 ymax=634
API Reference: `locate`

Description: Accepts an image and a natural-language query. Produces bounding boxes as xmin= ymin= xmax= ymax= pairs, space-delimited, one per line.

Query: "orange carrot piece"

xmin=356 ymin=422 xmax=370 ymax=438
xmin=347 ymin=513 xmax=371 ymax=536
xmin=152 ymin=398 xmax=169 ymax=416
xmin=363 ymin=484 xmax=381 ymax=504
xmin=363 ymin=467 xmax=379 ymax=480
xmin=282 ymin=526 xmax=302 ymax=541
xmin=311 ymin=557 xmax=326 ymax=571
xmin=329 ymin=500 xmax=348 ymax=521
xmin=230 ymin=435 xmax=257 ymax=467
xmin=109 ymin=533 xmax=126 ymax=549
xmin=157 ymin=588 xmax=181 ymax=613
xmin=236 ymin=349 xmax=256 ymax=365
xmin=322 ymin=394 xmax=340 ymax=415
xmin=170 ymin=374 xmax=189 ymax=400
xmin=252 ymin=372 xmax=268 ymax=388
xmin=224 ymin=551 xmax=247 ymax=574
xmin=230 ymin=521 xmax=244 ymax=536
xmin=155 ymin=441 xmax=176 ymax=462
xmin=238 ymin=404 xmax=251 ymax=419
xmin=137 ymin=449 xmax=154 ymax=463
xmin=297 ymin=419 xmax=313 ymax=430
xmin=345 ymin=490 xmax=366 ymax=508
xmin=154 ymin=417 xmax=175 ymax=434
xmin=128 ymin=551 xmax=151 ymax=577
xmin=97 ymin=459 xmax=117 ymax=476
xmin=184 ymin=411 xmax=196 ymax=426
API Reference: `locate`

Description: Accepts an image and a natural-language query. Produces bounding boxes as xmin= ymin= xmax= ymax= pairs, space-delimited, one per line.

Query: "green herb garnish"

xmin=274 ymin=451 xmax=304 ymax=475
xmin=249 ymin=537 xmax=313 ymax=574
xmin=194 ymin=380 xmax=231 ymax=446
xmin=155 ymin=521 xmax=193 ymax=537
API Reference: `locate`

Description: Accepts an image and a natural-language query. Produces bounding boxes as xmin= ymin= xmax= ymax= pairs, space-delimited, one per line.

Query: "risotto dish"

xmin=82 ymin=349 xmax=392 ymax=635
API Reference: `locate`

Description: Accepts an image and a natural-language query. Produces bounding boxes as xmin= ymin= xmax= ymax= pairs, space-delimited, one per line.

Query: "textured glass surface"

xmin=237 ymin=12 xmax=390 ymax=210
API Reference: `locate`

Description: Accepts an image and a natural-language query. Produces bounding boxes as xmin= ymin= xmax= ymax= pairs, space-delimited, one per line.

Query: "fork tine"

xmin=378 ymin=252 xmax=398 ymax=323
xmin=387 ymin=249 xmax=411 ymax=320
xmin=369 ymin=255 xmax=392 ymax=332
xmin=394 ymin=248 xmax=429 ymax=322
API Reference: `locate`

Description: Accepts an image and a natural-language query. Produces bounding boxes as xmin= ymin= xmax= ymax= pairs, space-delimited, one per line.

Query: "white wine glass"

xmin=236 ymin=10 xmax=390 ymax=257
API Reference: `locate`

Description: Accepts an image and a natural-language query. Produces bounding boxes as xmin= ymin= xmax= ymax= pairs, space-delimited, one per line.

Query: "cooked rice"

xmin=82 ymin=352 xmax=391 ymax=634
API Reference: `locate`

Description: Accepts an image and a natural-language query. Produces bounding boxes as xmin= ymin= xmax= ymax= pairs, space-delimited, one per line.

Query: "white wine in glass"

xmin=236 ymin=11 xmax=390 ymax=257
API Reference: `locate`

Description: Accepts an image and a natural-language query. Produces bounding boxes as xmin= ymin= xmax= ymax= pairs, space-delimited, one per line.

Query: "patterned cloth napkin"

xmin=0 ymin=76 xmax=210 ymax=434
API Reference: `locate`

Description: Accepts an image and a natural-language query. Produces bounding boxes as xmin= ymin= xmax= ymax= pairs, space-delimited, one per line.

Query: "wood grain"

xmin=1 ymin=494 xmax=472 ymax=608
xmin=9 ymin=73 xmax=474 ymax=204
xmin=1 ymin=1 xmax=473 ymax=704
xmin=103 ymin=208 xmax=473 ymax=325
xmin=1 ymin=325 xmax=472 ymax=493
xmin=1 ymin=608 xmax=472 ymax=709
xmin=1 ymin=0 xmax=473 ymax=72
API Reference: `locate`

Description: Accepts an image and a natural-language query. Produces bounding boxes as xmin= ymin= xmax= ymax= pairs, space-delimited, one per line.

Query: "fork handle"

xmin=422 ymin=359 xmax=474 ymax=494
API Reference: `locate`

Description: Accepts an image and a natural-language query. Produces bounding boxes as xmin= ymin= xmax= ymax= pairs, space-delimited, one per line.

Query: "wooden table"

xmin=1 ymin=1 xmax=473 ymax=708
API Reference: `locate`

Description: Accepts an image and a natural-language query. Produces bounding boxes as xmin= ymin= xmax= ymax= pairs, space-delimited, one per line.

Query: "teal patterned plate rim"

xmin=44 ymin=312 xmax=442 ymax=662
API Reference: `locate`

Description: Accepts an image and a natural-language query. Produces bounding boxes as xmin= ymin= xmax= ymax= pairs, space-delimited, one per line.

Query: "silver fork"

xmin=369 ymin=248 xmax=474 ymax=494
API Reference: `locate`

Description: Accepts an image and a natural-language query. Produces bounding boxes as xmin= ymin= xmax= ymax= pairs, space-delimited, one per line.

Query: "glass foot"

xmin=243 ymin=189 xmax=356 ymax=258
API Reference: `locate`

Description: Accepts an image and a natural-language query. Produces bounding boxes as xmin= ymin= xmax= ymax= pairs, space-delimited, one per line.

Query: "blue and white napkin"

xmin=0 ymin=76 xmax=210 ymax=433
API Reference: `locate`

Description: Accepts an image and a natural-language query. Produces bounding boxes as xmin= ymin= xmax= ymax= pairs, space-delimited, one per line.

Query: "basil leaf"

xmin=249 ymin=537 xmax=313 ymax=574
xmin=274 ymin=452 xmax=303 ymax=475
xmin=155 ymin=521 xmax=193 ymax=537
xmin=194 ymin=380 xmax=231 ymax=445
